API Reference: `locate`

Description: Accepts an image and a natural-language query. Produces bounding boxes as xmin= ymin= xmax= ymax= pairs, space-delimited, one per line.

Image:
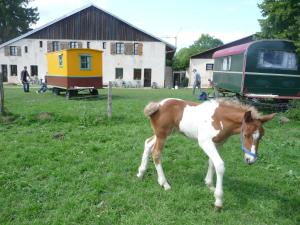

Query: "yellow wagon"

xmin=46 ymin=48 xmax=103 ymax=98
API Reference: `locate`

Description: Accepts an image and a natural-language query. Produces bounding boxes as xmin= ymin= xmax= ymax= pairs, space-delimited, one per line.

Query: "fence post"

xmin=0 ymin=72 xmax=4 ymax=115
xmin=107 ymin=81 xmax=112 ymax=118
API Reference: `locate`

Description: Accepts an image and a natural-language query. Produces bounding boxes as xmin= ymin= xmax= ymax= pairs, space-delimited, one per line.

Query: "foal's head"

xmin=241 ymin=111 xmax=276 ymax=165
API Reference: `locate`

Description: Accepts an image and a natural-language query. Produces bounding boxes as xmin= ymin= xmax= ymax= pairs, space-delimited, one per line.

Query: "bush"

xmin=182 ymin=77 xmax=189 ymax=87
xmin=286 ymin=100 xmax=300 ymax=121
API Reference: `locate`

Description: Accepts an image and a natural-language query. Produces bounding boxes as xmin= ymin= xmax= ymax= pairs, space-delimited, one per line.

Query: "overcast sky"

xmin=29 ymin=0 xmax=263 ymax=49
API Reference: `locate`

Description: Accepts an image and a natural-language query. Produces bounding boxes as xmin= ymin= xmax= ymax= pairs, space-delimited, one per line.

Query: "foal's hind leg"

xmin=137 ymin=136 xmax=156 ymax=178
xmin=205 ymin=144 xmax=222 ymax=192
xmin=153 ymin=137 xmax=171 ymax=190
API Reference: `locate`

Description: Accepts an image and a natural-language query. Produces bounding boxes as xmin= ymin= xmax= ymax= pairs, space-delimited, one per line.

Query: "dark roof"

xmin=0 ymin=4 xmax=175 ymax=52
xmin=191 ymin=35 xmax=254 ymax=59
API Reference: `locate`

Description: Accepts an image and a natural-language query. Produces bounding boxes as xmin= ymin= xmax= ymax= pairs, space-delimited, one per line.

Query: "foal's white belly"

xmin=179 ymin=101 xmax=220 ymax=142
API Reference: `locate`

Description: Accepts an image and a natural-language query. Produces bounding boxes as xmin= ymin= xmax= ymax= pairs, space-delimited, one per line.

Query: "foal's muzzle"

xmin=244 ymin=156 xmax=257 ymax=165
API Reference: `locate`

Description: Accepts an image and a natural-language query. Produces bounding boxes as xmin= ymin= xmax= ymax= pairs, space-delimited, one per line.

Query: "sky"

xmin=28 ymin=0 xmax=263 ymax=50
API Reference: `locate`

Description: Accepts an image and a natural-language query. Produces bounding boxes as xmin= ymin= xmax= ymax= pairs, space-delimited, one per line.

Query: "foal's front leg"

xmin=205 ymin=158 xmax=215 ymax=192
xmin=200 ymin=140 xmax=225 ymax=209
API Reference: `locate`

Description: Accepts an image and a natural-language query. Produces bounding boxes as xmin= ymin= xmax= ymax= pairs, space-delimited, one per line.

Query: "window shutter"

xmin=17 ymin=47 xmax=21 ymax=56
xmin=47 ymin=41 xmax=52 ymax=52
xmin=60 ymin=42 xmax=68 ymax=50
xmin=110 ymin=42 xmax=116 ymax=55
xmin=138 ymin=43 xmax=143 ymax=56
xmin=124 ymin=43 xmax=133 ymax=55
xmin=78 ymin=42 xmax=83 ymax=48
xmin=4 ymin=46 xmax=9 ymax=56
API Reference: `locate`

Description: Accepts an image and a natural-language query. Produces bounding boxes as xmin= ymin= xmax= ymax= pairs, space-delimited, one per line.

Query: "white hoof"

xmin=163 ymin=183 xmax=171 ymax=190
xmin=158 ymin=179 xmax=171 ymax=190
xmin=136 ymin=171 xmax=144 ymax=179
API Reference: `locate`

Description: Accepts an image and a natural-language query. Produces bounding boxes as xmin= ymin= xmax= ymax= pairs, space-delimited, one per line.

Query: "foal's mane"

xmin=217 ymin=99 xmax=261 ymax=119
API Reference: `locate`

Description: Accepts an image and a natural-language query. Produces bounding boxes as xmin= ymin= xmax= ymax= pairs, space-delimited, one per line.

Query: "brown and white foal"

xmin=137 ymin=98 xmax=275 ymax=209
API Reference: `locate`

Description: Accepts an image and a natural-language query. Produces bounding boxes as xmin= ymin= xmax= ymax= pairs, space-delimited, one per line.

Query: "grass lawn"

xmin=0 ymin=86 xmax=299 ymax=225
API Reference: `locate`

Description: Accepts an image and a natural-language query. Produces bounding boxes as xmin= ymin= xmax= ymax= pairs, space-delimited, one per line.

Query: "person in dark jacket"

xmin=21 ymin=66 xmax=30 ymax=92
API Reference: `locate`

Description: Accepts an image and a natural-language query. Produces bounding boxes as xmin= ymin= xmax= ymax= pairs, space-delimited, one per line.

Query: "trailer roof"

xmin=212 ymin=42 xmax=253 ymax=58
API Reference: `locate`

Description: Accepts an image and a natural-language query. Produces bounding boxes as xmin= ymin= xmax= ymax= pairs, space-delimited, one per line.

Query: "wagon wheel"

xmin=213 ymin=87 xmax=220 ymax=98
xmin=89 ymin=88 xmax=99 ymax=95
xmin=65 ymin=90 xmax=78 ymax=100
xmin=52 ymin=88 xmax=60 ymax=95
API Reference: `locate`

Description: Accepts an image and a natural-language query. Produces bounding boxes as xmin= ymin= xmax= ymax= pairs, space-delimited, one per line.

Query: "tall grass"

xmin=0 ymin=87 xmax=299 ymax=225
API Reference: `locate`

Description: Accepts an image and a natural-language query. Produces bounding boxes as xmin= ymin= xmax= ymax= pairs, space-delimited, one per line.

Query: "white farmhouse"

xmin=0 ymin=4 xmax=175 ymax=88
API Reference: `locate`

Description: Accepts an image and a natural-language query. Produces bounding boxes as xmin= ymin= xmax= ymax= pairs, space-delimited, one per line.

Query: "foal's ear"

xmin=244 ymin=111 xmax=253 ymax=123
xmin=260 ymin=113 xmax=276 ymax=123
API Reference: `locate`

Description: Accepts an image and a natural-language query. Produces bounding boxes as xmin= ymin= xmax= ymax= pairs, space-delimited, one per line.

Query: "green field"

xmin=0 ymin=86 xmax=299 ymax=225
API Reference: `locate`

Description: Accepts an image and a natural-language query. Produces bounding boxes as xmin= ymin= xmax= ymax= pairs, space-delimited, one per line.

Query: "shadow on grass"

xmin=225 ymin=177 xmax=300 ymax=220
xmin=0 ymin=109 xmax=19 ymax=124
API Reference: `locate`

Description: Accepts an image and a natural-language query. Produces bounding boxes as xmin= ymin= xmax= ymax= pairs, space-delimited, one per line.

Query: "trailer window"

xmin=257 ymin=50 xmax=298 ymax=70
xmin=80 ymin=55 xmax=92 ymax=70
xmin=222 ymin=56 xmax=231 ymax=70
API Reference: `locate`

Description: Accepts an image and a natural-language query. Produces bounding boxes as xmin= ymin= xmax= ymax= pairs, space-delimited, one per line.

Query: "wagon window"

xmin=222 ymin=56 xmax=231 ymax=70
xmin=257 ymin=50 xmax=298 ymax=70
xmin=58 ymin=54 xmax=63 ymax=67
xmin=80 ymin=55 xmax=92 ymax=70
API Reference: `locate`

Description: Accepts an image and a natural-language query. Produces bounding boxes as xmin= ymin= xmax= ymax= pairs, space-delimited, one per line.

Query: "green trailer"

xmin=212 ymin=40 xmax=300 ymax=100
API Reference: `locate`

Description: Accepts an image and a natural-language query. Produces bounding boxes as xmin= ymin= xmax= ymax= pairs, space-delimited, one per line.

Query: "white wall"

xmin=187 ymin=58 xmax=214 ymax=88
xmin=0 ymin=39 xmax=167 ymax=87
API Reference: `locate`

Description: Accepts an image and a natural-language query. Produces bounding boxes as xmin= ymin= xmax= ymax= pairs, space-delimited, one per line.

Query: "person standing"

xmin=192 ymin=69 xmax=201 ymax=95
xmin=21 ymin=66 xmax=30 ymax=92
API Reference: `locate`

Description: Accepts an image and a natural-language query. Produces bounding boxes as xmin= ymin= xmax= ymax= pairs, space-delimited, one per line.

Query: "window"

xmin=206 ymin=63 xmax=214 ymax=70
xmin=80 ymin=55 xmax=92 ymax=70
xmin=39 ymin=41 xmax=43 ymax=48
xmin=103 ymin=42 xmax=106 ymax=49
xmin=69 ymin=42 xmax=78 ymax=48
xmin=9 ymin=46 xmax=17 ymax=56
xmin=133 ymin=43 xmax=139 ymax=55
xmin=115 ymin=68 xmax=123 ymax=79
xmin=116 ymin=42 xmax=124 ymax=54
xmin=24 ymin=46 xmax=28 ymax=53
xmin=10 ymin=65 xmax=17 ymax=76
xmin=52 ymin=41 xmax=60 ymax=51
xmin=133 ymin=68 xmax=142 ymax=80
xmin=58 ymin=54 xmax=63 ymax=67
xmin=30 ymin=65 xmax=38 ymax=76
xmin=87 ymin=42 xmax=90 ymax=48
xmin=257 ymin=50 xmax=298 ymax=70
xmin=222 ymin=56 xmax=231 ymax=70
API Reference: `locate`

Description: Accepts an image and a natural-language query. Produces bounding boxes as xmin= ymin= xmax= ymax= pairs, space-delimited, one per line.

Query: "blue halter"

xmin=240 ymin=131 xmax=258 ymax=159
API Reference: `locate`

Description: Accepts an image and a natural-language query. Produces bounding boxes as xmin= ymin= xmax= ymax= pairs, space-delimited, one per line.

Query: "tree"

xmin=0 ymin=0 xmax=39 ymax=44
xmin=173 ymin=34 xmax=223 ymax=71
xmin=257 ymin=0 xmax=300 ymax=52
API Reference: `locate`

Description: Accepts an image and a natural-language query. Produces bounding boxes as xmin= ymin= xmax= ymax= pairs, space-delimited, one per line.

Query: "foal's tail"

xmin=144 ymin=102 xmax=160 ymax=117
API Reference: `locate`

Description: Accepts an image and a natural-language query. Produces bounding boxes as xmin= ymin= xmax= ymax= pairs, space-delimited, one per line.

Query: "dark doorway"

xmin=173 ymin=71 xmax=187 ymax=87
xmin=1 ymin=65 xmax=8 ymax=82
xmin=144 ymin=68 xmax=151 ymax=87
